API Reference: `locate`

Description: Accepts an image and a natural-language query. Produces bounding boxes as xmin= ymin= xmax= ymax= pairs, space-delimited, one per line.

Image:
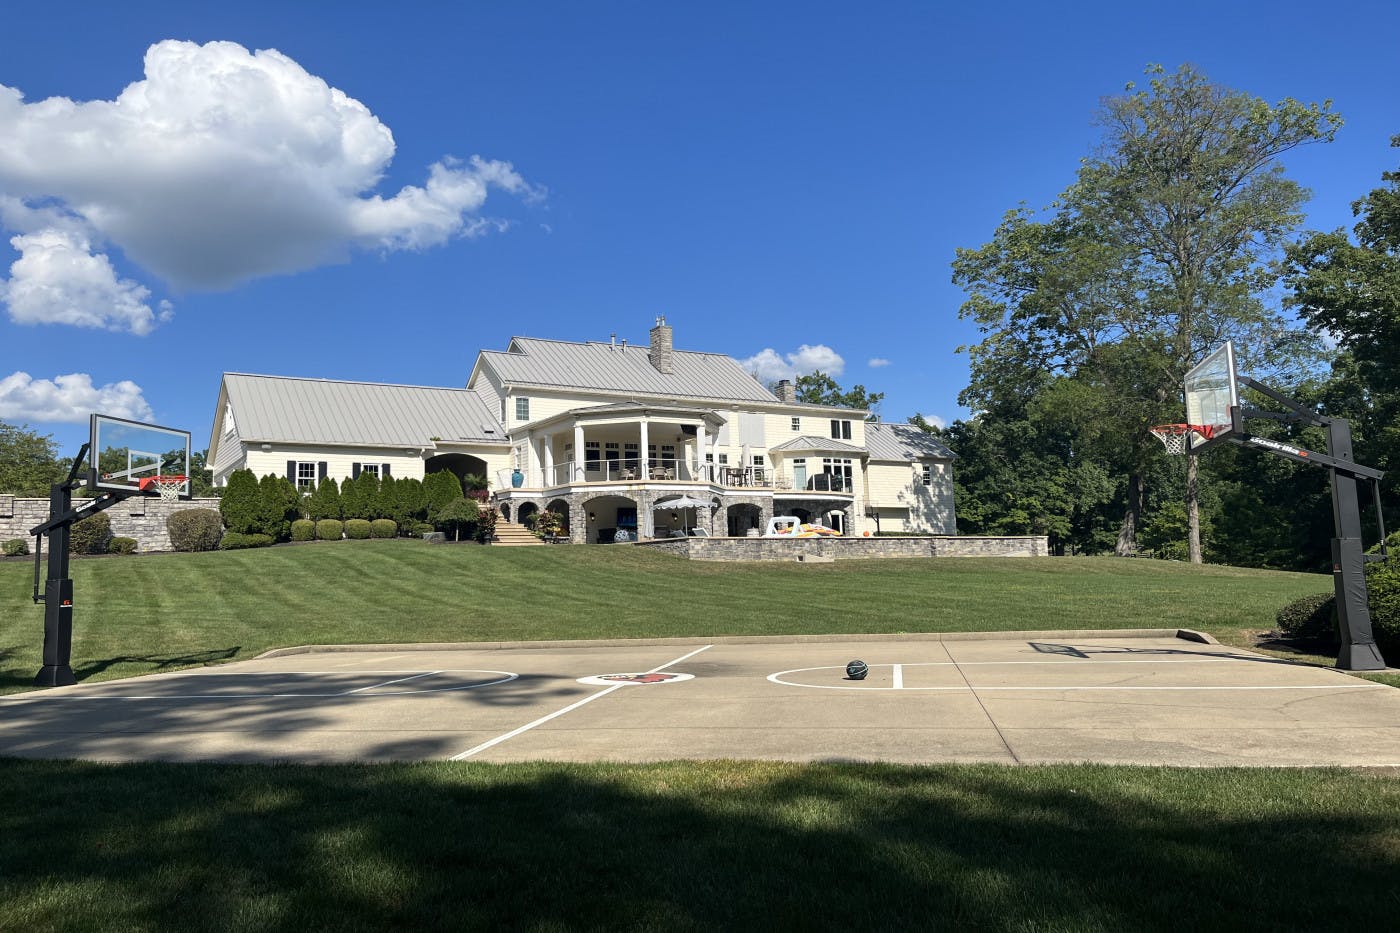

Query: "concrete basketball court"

xmin=3 ymin=630 xmax=1400 ymax=767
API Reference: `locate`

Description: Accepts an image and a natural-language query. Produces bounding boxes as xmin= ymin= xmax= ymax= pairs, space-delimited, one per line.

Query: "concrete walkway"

xmin=3 ymin=631 xmax=1399 ymax=767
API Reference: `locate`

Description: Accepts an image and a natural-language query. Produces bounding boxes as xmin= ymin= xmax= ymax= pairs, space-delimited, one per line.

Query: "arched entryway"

xmin=517 ymin=502 xmax=539 ymax=529
xmin=583 ymin=494 xmax=639 ymax=544
xmin=425 ymin=453 xmax=490 ymax=491
xmin=545 ymin=498 xmax=571 ymax=537
xmin=726 ymin=503 xmax=762 ymax=537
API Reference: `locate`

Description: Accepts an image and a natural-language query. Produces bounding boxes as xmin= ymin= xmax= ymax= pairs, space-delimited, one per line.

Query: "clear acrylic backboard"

xmin=1183 ymin=342 xmax=1239 ymax=452
xmin=88 ymin=414 xmax=191 ymax=499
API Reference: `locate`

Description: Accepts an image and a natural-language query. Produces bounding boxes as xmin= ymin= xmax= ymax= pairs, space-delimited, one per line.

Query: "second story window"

xmin=515 ymin=397 xmax=530 ymax=421
xmin=922 ymin=464 xmax=932 ymax=487
xmin=791 ymin=417 xmax=801 ymax=431
xmin=830 ymin=419 xmax=851 ymax=440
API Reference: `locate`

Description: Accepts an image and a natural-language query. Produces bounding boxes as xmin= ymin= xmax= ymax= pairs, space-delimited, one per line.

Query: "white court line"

xmin=892 ymin=664 xmax=904 ymax=690
xmin=340 ymin=671 xmax=441 ymax=695
xmin=767 ymin=664 xmax=1389 ymax=692
xmin=449 ymin=644 xmax=713 ymax=761
xmin=2 ymin=671 xmax=519 ymax=701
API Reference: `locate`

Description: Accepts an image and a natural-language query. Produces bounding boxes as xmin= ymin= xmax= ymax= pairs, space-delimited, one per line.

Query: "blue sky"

xmin=2 ymin=1 xmax=1398 ymax=457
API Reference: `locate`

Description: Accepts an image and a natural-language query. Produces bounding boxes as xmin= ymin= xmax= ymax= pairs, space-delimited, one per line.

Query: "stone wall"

xmin=0 ymin=495 xmax=223 ymax=554
xmin=634 ymin=534 xmax=1049 ymax=561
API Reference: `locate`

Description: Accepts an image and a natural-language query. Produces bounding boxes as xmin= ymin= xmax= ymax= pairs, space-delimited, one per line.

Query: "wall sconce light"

xmin=588 ymin=512 xmax=596 ymax=521
xmin=260 ymin=443 xmax=271 ymax=452
xmin=670 ymin=512 xmax=678 ymax=520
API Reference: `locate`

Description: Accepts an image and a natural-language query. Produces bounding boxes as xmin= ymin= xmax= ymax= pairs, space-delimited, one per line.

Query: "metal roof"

xmin=478 ymin=337 xmax=778 ymax=403
xmin=767 ymin=435 xmax=868 ymax=455
xmin=221 ymin=374 xmax=508 ymax=447
xmin=864 ymin=422 xmax=957 ymax=460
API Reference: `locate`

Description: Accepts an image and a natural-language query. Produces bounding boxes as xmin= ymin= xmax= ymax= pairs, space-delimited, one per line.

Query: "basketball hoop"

xmin=139 ymin=475 xmax=188 ymax=501
xmin=1150 ymin=425 xmax=1213 ymax=456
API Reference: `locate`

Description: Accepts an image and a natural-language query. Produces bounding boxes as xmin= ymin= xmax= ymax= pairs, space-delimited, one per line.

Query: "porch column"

xmin=573 ymin=422 xmax=585 ymax=481
xmin=695 ymin=422 xmax=707 ymax=481
xmin=639 ymin=417 xmax=650 ymax=476
xmin=640 ymin=491 xmax=656 ymax=539
xmin=542 ymin=432 xmax=555 ymax=486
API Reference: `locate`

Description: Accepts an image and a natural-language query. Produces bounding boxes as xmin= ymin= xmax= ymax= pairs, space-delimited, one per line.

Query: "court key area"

xmin=3 ymin=632 xmax=1400 ymax=767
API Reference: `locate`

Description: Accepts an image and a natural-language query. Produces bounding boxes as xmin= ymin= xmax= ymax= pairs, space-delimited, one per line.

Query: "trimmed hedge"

xmin=2 ymin=538 xmax=28 ymax=557
xmin=108 ymin=537 xmax=138 ymax=555
xmin=71 ymin=513 xmax=112 ymax=555
xmin=412 ymin=522 xmax=435 ymax=536
xmin=291 ymin=519 xmax=316 ymax=542
xmin=219 ymin=532 xmax=274 ymax=550
xmin=1367 ymin=557 xmax=1400 ymax=656
xmin=315 ymin=519 xmax=343 ymax=541
xmin=1276 ymin=593 xmax=1336 ymax=640
xmin=167 ymin=509 xmax=225 ymax=552
xmin=370 ymin=519 xmax=397 ymax=539
xmin=345 ymin=519 xmax=372 ymax=540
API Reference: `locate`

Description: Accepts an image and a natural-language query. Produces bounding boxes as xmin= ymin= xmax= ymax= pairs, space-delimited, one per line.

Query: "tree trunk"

xmin=1115 ymin=472 xmax=1144 ymax=556
xmin=1186 ymin=451 xmax=1202 ymax=564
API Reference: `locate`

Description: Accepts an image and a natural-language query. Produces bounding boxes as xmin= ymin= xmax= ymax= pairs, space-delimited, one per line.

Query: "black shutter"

xmin=318 ymin=462 xmax=328 ymax=480
xmin=381 ymin=463 xmax=391 ymax=477
xmin=352 ymin=463 xmax=361 ymax=479
xmin=286 ymin=460 xmax=296 ymax=481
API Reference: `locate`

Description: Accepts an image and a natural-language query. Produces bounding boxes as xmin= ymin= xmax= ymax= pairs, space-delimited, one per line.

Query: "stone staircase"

xmin=492 ymin=519 xmax=546 ymax=547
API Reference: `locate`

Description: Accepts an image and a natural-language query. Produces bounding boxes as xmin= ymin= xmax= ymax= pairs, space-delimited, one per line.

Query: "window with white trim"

xmin=515 ymin=397 xmax=530 ymax=421
xmin=830 ymin=419 xmax=851 ymax=440
xmin=223 ymin=402 xmax=237 ymax=436
xmin=791 ymin=417 xmax=801 ymax=431
xmin=295 ymin=461 xmax=317 ymax=490
xmin=921 ymin=464 xmax=932 ymax=487
xmin=360 ymin=463 xmax=380 ymax=479
xmin=585 ymin=441 xmax=600 ymax=467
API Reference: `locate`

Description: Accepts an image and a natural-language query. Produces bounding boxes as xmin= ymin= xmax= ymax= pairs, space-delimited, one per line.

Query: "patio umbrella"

xmin=654 ymin=494 xmax=708 ymax=535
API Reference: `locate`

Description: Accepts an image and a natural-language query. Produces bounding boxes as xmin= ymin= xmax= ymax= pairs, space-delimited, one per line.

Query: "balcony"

xmin=496 ymin=462 xmax=852 ymax=495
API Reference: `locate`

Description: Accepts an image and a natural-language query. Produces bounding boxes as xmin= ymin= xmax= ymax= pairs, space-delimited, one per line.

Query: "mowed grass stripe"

xmin=0 ymin=759 xmax=1397 ymax=931
xmin=1 ymin=542 xmax=1329 ymax=692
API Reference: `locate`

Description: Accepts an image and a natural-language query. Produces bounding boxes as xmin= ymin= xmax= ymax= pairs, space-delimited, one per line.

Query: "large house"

xmin=208 ymin=319 xmax=957 ymax=543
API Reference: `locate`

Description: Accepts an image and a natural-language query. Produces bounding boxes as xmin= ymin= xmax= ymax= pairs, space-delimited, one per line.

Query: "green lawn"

xmin=1 ymin=759 xmax=1397 ymax=931
xmin=1 ymin=542 xmax=1331 ymax=693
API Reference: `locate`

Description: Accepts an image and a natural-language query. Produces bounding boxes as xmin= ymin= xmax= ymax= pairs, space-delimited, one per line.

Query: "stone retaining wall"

xmin=634 ymin=534 xmax=1048 ymax=561
xmin=0 ymin=495 xmax=223 ymax=554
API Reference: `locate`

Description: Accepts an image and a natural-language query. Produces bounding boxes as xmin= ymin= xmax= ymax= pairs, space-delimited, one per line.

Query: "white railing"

xmin=499 ymin=462 xmax=850 ymax=493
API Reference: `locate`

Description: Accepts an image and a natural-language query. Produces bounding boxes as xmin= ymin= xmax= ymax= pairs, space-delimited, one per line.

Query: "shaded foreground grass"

xmin=1 ymin=542 xmax=1330 ymax=692
xmin=1 ymin=759 xmax=1397 ymax=931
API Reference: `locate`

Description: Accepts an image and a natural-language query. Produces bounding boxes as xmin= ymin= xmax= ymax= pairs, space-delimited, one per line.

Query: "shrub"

xmin=220 ymin=469 xmax=262 ymax=534
xmin=1276 ymin=592 xmax=1337 ymax=641
xmin=258 ymin=474 xmax=302 ymax=540
xmin=394 ymin=478 xmax=428 ymax=527
xmin=291 ymin=519 xmax=316 ymax=542
xmin=3 ymin=538 xmax=29 ymax=557
xmin=219 ymin=532 xmax=274 ymax=550
xmin=108 ymin=537 xmax=138 ymax=555
xmin=424 ymin=471 xmax=464 ymax=522
xmin=413 ymin=522 xmax=435 ymax=536
xmin=370 ymin=519 xmax=397 ymax=539
xmin=345 ymin=519 xmax=372 ymax=540
xmin=167 ymin=508 xmax=224 ymax=552
xmin=475 ymin=507 xmax=498 ymax=543
xmin=536 ymin=509 xmax=565 ymax=538
xmin=316 ymin=519 xmax=344 ymax=541
xmin=1366 ymin=556 xmax=1400 ymax=657
xmin=71 ymin=512 xmax=112 ymax=555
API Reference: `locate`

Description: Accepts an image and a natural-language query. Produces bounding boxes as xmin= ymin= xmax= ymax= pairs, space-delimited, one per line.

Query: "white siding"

xmin=242 ymin=445 xmax=430 ymax=486
xmin=865 ymin=460 xmax=955 ymax=534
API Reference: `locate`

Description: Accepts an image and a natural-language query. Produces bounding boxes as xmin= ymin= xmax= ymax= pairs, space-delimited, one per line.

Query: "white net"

xmin=147 ymin=477 xmax=186 ymax=501
xmin=1150 ymin=425 xmax=1190 ymax=456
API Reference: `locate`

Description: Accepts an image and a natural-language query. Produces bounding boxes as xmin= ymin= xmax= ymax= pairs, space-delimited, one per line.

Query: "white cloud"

xmin=0 ymin=39 xmax=539 ymax=319
xmin=2 ymin=227 xmax=168 ymax=334
xmin=868 ymin=357 xmax=891 ymax=368
xmin=0 ymin=372 xmax=154 ymax=423
xmin=740 ymin=344 xmax=845 ymax=383
xmin=915 ymin=412 xmax=948 ymax=429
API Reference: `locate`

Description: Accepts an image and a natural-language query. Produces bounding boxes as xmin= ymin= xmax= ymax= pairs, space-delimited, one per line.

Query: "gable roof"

xmin=221 ymin=374 xmax=508 ymax=448
xmin=475 ymin=337 xmax=777 ymax=403
xmin=767 ymin=435 xmax=867 ymax=455
xmin=864 ymin=422 xmax=957 ymax=461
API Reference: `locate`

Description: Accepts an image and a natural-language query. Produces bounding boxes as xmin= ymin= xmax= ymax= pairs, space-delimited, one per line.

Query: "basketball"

xmin=845 ymin=659 xmax=868 ymax=680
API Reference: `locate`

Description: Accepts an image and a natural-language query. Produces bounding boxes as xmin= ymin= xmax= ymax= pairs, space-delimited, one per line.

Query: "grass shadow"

xmin=73 ymin=647 xmax=242 ymax=681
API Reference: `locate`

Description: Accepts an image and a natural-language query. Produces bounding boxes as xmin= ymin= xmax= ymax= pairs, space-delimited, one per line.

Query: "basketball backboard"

xmin=1183 ymin=342 xmax=1239 ymax=452
xmin=89 ymin=414 xmax=191 ymax=499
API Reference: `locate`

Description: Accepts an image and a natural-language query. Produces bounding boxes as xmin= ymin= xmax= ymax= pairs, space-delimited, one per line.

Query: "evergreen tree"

xmin=346 ymin=470 xmax=379 ymax=520
xmin=423 ymin=471 xmax=464 ymax=522
xmin=219 ymin=469 xmax=262 ymax=534
xmin=306 ymin=475 xmax=342 ymax=521
xmin=258 ymin=474 xmax=301 ymax=540
xmin=376 ymin=475 xmax=397 ymax=521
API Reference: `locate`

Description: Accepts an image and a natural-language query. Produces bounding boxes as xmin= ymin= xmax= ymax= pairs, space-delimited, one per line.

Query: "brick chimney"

xmin=775 ymin=379 xmax=797 ymax=402
xmin=648 ymin=316 xmax=674 ymax=374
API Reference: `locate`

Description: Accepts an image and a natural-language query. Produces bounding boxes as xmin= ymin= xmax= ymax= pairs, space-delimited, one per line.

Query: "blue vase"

xmin=511 ymin=470 xmax=524 ymax=488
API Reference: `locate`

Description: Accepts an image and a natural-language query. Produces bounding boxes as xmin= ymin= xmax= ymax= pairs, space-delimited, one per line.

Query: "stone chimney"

xmin=775 ymin=379 xmax=797 ymax=403
xmin=648 ymin=316 xmax=674 ymax=374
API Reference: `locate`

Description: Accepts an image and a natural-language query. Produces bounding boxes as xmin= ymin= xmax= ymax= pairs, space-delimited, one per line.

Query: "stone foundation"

xmin=0 ymin=495 xmax=223 ymax=554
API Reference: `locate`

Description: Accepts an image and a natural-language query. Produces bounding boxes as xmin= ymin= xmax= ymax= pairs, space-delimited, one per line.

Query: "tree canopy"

xmin=794 ymin=371 xmax=884 ymax=417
